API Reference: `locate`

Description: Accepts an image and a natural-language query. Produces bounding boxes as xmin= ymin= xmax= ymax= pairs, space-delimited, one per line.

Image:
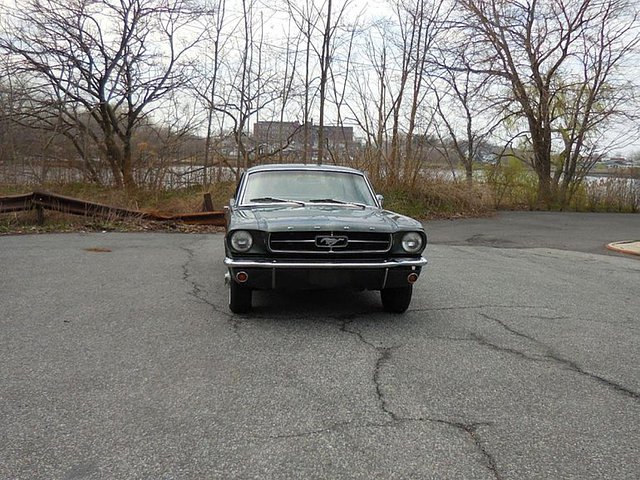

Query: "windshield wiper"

xmin=308 ymin=198 xmax=367 ymax=208
xmin=249 ymin=197 xmax=306 ymax=206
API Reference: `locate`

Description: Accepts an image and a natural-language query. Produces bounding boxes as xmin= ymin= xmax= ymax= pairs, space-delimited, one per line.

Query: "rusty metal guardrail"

xmin=0 ymin=193 xmax=35 ymax=213
xmin=0 ymin=191 xmax=226 ymax=226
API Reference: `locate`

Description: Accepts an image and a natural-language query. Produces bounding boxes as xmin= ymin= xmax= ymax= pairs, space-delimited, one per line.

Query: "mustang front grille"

xmin=269 ymin=231 xmax=392 ymax=254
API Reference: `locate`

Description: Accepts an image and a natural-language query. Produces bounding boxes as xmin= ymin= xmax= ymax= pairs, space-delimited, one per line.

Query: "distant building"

xmin=254 ymin=121 xmax=303 ymax=146
xmin=602 ymin=156 xmax=633 ymax=168
xmin=321 ymin=125 xmax=354 ymax=146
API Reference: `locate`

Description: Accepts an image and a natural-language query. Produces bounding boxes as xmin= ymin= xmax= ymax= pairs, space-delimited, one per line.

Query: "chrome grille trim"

xmin=269 ymin=231 xmax=392 ymax=254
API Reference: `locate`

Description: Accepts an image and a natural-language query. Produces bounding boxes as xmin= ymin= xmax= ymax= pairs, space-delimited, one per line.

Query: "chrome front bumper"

xmin=224 ymin=257 xmax=428 ymax=269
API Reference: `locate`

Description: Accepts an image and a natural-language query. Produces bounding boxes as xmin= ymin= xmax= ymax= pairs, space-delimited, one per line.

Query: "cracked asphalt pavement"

xmin=1 ymin=212 xmax=639 ymax=479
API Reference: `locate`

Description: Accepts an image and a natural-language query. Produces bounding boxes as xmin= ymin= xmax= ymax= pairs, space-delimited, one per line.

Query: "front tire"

xmin=381 ymin=285 xmax=413 ymax=313
xmin=229 ymin=279 xmax=252 ymax=313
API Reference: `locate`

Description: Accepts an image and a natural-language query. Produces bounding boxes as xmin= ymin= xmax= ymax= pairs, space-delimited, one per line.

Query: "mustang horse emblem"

xmin=316 ymin=235 xmax=348 ymax=248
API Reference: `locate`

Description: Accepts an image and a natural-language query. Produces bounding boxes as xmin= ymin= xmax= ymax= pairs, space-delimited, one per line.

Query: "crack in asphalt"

xmin=373 ymin=347 xmax=399 ymax=421
xmin=450 ymin=421 xmax=502 ymax=480
xmin=478 ymin=313 xmax=640 ymax=402
xmin=416 ymin=419 xmax=500 ymax=480
xmin=471 ymin=333 xmax=547 ymax=363
xmin=334 ymin=317 xmax=501 ymax=480
xmin=545 ymin=351 xmax=640 ymax=401
xmin=526 ymin=314 xmax=571 ymax=321
xmin=264 ymin=416 xmax=500 ymax=479
xmin=179 ymin=245 xmax=211 ymax=306
xmin=337 ymin=318 xmax=401 ymax=421
xmin=179 ymin=245 xmax=243 ymax=338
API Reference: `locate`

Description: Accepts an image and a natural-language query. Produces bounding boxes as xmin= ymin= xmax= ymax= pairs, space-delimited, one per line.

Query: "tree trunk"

xmin=122 ymin=139 xmax=136 ymax=190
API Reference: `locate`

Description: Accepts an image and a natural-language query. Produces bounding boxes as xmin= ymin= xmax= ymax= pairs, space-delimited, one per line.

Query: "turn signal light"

xmin=236 ymin=271 xmax=249 ymax=283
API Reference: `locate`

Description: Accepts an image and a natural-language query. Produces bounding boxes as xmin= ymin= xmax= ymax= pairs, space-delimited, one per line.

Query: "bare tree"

xmin=208 ymin=0 xmax=281 ymax=176
xmin=0 ymin=0 xmax=200 ymax=189
xmin=345 ymin=2 xmax=446 ymax=185
xmin=316 ymin=0 xmax=334 ymax=165
xmin=403 ymin=0 xmax=434 ymax=167
xmin=1 ymin=61 xmax=103 ymax=183
xmin=285 ymin=0 xmax=322 ymax=163
xmin=327 ymin=22 xmax=358 ymax=165
xmin=277 ymin=17 xmax=303 ymax=163
xmin=430 ymin=64 xmax=502 ymax=183
xmin=452 ymin=0 xmax=640 ymax=206
xmin=0 ymin=62 xmax=18 ymax=166
xmin=285 ymin=0 xmax=353 ymax=164
xmin=190 ymin=0 xmax=228 ymax=184
xmin=345 ymin=21 xmax=393 ymax=179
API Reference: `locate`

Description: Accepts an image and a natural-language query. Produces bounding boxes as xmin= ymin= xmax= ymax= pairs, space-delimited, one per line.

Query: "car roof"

xmin=245 ymin=164 xmax=365 ymax=175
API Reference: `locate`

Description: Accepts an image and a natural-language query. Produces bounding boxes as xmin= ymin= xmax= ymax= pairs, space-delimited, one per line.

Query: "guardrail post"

xmin=202 ymin=192 xmax=214 ymax=212
xmin=36 ymin=204 xmax=45 ymax=225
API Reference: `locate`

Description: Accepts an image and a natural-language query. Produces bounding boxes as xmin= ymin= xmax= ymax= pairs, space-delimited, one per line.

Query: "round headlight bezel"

xmin=401 ymin=231 xmax=423 ymax=253
xmin=230 ymin=230 xmax=254 ymax=253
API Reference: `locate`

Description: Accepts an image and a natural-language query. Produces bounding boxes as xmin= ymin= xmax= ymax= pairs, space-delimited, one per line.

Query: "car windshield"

xmin=240 ymin=169 xmax=378 ymax=207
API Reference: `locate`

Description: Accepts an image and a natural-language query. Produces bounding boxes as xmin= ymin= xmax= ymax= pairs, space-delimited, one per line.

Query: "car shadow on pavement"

xmin=248 ymin=288 xmax=390 ymax=318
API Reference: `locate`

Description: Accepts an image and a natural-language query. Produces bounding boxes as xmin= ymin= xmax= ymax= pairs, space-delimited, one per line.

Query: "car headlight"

xmin=230 ymin=230 xmax=253 ymax=252
xmin=401 ymin=232 xmax=423 ymax=253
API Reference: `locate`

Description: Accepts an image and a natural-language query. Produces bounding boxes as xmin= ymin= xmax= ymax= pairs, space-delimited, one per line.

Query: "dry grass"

xmin=571 ymin=177 xmax=639 ymax=213
xmin=378 ymin=177 xmax=495 ymax=219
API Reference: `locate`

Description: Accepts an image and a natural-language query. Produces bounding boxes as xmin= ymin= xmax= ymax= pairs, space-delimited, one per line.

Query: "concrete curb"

xmin=606 ymin=241 xmax=640 ymax=257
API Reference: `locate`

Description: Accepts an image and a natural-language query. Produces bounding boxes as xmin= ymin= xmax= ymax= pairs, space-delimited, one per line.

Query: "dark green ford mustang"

xmin=224 ymin=164 xmax=427 ymax=313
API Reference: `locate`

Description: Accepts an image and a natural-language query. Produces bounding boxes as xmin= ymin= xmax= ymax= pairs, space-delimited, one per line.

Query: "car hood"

xmin=229 ymin=205 xmax=423 ymax=233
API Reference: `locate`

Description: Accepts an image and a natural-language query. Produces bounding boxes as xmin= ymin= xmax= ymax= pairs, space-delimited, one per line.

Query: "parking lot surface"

xmin=1 ymin=212 xmax=639 ymax=479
